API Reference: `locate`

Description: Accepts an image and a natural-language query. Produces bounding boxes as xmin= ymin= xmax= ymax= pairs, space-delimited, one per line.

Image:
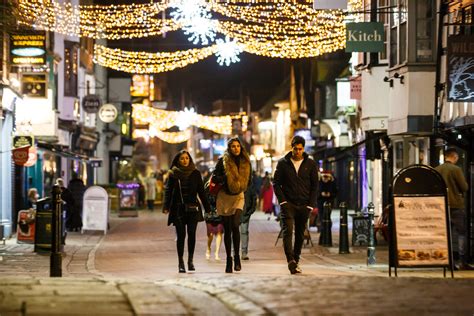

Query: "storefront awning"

xmin=37 ymin=142 xmax=90 ymax=161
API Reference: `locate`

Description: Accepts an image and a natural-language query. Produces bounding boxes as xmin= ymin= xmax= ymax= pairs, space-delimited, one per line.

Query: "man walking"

xmin=273 ymin=136 xmax=319 ymax=274
xmin=435 ymin=148 xmax=472 ymax=270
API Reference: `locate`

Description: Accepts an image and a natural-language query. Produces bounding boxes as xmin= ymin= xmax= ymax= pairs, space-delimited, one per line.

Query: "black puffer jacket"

xmin=272 ymin=152 xmax=319 ymax=208
xmin=163 ymin=169 xmax=211 ymax=226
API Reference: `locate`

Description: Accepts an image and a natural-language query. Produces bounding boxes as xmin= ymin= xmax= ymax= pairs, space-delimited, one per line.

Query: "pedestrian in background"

xmin=316 ymin=171 xmax=337 ymax=229
xmin=145 ymin=172 xmax=157 ymax=211
xmin=68 ymin=174 xmax=86 ymax=231
xmin=261 ymin=171 xmax=275 ymax=220
xmin=212 ymin=137 xmax=252 ymax=273
xmin=27 ymin=188 xmax=39 ymax=210
xmin=435 ymin=148 xmax=472 ymax=270
xmin=252 ymin=171 xmax=263 ymax=210
xmin=204 ymin=179 xmax=224 ymax=261
xmin=273 ymin=136 xmax=319 ymax=274
xmin=163 ymin=150 xmax=211 ymax=273
xmin=241 ymin=178 xmax=257 ymax=260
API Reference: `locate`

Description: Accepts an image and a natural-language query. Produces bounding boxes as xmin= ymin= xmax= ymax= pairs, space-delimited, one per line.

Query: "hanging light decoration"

xmin=93 ymin=44 xmax=218 ymax=74
xmin=215 ymin=36 xmax=243 ymax=66
xmin=170 ymin=0 xmax=217 ymax=45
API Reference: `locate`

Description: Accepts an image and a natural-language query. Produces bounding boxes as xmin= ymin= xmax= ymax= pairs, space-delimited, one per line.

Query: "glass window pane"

xmin=400 ymin=22 xmax=406 ymax=63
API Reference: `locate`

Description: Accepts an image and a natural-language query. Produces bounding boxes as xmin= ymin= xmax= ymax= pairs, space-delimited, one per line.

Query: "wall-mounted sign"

xmin=13 ymin=135 xmax=34 ymax=148
xmin=12 ymin=146 xmax=29 ymax=165
xmin=98 ymin=103 xmax=118 ymax=123
xmin=447 ymin=35 xmax=474 ymax=103
xmin=21 ymin=73 xmax=47 ymax=98
xmin=10 ymin=31 xmax=46 ymax=65
xmin=346 ymin=22 xmax=384 ymax=53
xmin=350 ymin=76 xmax=362 ymax=100
xmin=82 ymin=94 xmax=102 ymax=113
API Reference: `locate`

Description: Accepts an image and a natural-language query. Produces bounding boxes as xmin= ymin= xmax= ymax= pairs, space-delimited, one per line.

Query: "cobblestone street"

xmin=1 ymin=210 xmax=473 ymax=315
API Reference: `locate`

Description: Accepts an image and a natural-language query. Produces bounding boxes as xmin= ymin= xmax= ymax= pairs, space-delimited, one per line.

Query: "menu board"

xmin=82 ymin=186 xmax=109 ymax=234
xmin=394 ymin=196 xmax=449 ymax=266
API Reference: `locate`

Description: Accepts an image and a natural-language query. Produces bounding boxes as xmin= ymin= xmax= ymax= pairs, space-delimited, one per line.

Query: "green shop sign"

xmin=346 ymin=22 xmax=384 ymax=53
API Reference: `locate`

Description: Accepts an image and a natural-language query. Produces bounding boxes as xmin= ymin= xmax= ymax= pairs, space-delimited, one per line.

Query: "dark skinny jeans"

xmin=175 ymin=220 xmax=198 ymax=262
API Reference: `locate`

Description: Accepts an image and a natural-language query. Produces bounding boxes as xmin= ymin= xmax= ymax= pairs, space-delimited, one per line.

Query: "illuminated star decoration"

xmin=170 ymin=0 xmax=217 ymax=46
xmin=215 ymin=36 xmax=242 ymax=66
xmin=177 ymin=107 xmax=196 ymax=131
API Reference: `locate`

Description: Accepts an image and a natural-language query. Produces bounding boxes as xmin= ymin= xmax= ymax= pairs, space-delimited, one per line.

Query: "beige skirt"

xmin=216 ymin=191 xmax=245 ymax=216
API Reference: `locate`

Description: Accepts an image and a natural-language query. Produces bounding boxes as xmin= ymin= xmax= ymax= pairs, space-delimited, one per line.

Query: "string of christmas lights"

xmin=93 ymin=44 xmax=218 ymax=74
xmin=17 ymin=0 xmax=177 ymax=39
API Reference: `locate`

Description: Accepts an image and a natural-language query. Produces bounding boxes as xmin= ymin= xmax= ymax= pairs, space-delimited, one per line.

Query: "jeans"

xmin=281 ymin=203 xmax=310 ymax=263
xmin=240 ymin=221 xmax=249 ymax=255
xmin=450 ymin=208 xmax=466 ymax=260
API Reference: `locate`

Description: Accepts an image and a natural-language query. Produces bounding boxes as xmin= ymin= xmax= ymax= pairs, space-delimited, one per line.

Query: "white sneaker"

xmin=206 ymin=249 xmax=211 ymax=260
xmin=215 ymin=254 xmax=221 ymax=261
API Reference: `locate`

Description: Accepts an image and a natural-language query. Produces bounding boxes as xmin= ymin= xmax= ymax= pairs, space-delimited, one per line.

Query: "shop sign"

xmin=82 ymin=94 xmax=102 ymax=113
xmin=447 ymin=35 xmax=474 ymax=102
xmin=12 ymin=146 xmax=29 ymax=165
xmin=17 ymin=209 xmax=36 ymax=243
xmin=314 ymin=0 xmax=347 ymax=9
xmin=98 ymin=103 xmax=118 ymax=123
xmin=21 ymin=73 xmax=47 ymax=98
xmin=350 ymin=76 xmax=362 ymax=100
xmin=13 ymin=135 xmax=34 ymax=148
xmin=82 ymin=186 xmax=109 ymax=234
xmin=346 ymin=22 xmax=384 ymax=53
xmin=10 ymin=31 xmax=46 ymax=66
xmin=24 ymin=146 xmax=38 ymax=167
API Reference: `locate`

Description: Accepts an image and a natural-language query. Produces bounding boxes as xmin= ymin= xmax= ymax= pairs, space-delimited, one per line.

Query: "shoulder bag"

xmin=178 ymin=179 xmax=200 ymax=212
xmin=208 ymin=175 xmax=223 ymax=196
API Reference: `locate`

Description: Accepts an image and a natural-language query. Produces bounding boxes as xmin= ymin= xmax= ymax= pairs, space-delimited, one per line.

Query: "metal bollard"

xmin=367 ymin=202 xmax=376 ymax=265
xmin=339 ymin=202 xmax=350 ymax=254
xmin=50 ymin=185 xmax=62 ymax=277
xmin=319 ymin=201 xmax=333 ymax=247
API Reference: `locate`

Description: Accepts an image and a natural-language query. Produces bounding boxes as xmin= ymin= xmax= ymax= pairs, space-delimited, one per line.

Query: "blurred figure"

xmin=261 ymin=172 xmax=275 ymax=220
xmin=252 ymin=171 xmax=263 ymax=210
xmin=204 ymin=180 xmax=224 ymax=260
xmin=435 ymin=148 xmax=471 ymax=270
xmin=68 ymin=175 xmax=86 ymax=231
xmin=27 ymin=188 xmax=39 ymax=210
xmin=145 ymin=172 xmax=157 ymax=211
xmin=316 ymin=171 xmax=338 ymax=229
xmin=241 ymin=177 xmax=257 ymax=260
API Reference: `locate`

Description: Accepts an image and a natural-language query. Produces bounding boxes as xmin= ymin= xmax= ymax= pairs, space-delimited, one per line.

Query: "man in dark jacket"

xmin=435 ymin=148 xmax=471 ymax=270
xmin=273 ymin=136 xmax=319 ymax=274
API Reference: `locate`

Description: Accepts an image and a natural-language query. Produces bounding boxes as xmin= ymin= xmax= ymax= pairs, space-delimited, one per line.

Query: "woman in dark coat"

xmin=163 ymin=150 xmax=211 ymax=273
xmin=212 ymin=137 xmax=252 ymax=273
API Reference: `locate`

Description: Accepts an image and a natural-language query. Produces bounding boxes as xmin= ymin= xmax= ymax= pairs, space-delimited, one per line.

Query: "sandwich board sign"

xmin=82 ymin=186 xmax=109 ymax=234
xmin=390 ymin=165 xmax=453 ymax=278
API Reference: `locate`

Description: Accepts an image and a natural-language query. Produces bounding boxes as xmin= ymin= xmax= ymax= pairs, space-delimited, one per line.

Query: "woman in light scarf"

xmin=211 ymin=138 xmax=252 ymax=273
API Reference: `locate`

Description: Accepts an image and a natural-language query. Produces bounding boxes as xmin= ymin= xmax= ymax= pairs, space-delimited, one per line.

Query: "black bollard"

xmin=339 ymin=202 xmax=350 ymax=254
xmin=367 ymin=202 xmax=376 ymax=265
xmin=319 ymin=201 xmax=333 ymax=247
xmin=50 ymin=185 xmax=62 ymax=277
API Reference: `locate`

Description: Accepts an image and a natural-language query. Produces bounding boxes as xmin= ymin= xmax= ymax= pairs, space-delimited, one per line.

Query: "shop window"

xmin=389 ymin=0 xmax=408 ymax=67
xmin=378 ymin=0 xmax=390 ymax=62
xmin=64 ymin=41 xmax=78 ymax=97
xmin=394 ymin=140 xmax=404 ymax=172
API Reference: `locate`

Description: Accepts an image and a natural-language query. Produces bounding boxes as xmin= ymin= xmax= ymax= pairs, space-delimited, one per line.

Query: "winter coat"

xmin=272 ymin=151 xmax=319 ymax=208
xmin=163 ymin=169 xmax=211 ymax=226
xmin=435 ymin=162 xmax=468 ymax=209
xmin=212 ymin=152 xmax=252 ymax=196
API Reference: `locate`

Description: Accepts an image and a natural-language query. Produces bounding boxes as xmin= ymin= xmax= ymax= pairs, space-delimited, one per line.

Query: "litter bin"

xmin=34 ymin=197 xmax=66 ymax=253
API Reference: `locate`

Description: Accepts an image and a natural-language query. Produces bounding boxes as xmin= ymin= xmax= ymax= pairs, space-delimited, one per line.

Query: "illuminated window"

xmin=64 ymin=41 xmax=78 ymax=96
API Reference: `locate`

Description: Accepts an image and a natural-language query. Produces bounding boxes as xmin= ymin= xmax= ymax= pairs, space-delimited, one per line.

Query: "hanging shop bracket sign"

xmin=345 ymin=22 xmax=384 ymax=53
xmin=82 ymin=94 xmax=102 ymax=113
xmin=447 ymin=35 xmax=474 ymax=102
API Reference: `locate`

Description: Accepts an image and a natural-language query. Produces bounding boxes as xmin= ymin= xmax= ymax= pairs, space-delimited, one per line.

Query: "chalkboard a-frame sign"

xmin=390 ymin=165 xmax=454 ymax=278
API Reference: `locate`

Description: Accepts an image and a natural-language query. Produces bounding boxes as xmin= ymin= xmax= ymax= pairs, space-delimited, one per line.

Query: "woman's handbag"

xmin=208 ymin=175 xmax=222 ymax=196
xmin=178 ymin=179 xmax=200 ymax=212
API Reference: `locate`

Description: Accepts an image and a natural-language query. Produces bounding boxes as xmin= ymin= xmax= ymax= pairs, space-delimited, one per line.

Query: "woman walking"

xmin=163 ymin=150 xmax=211 ymax=273
xmin=212 ymin=137 xmax=252 ymax=273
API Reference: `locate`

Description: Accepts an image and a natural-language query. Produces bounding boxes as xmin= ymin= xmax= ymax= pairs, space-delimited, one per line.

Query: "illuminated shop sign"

xmin=10 ymin=31 xmax=47 ymax=66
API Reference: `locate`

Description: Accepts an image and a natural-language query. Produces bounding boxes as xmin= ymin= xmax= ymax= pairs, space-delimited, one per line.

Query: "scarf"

xmin=223 ymin=150 xmax=251 ymax=194
xmin=170 ymin=163 xmax=195 ymax=181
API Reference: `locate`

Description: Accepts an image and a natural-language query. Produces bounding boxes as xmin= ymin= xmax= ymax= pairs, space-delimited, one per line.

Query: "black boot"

xmin=178 ymin=257 xmax=186 ymax=273
xmin=188 ymin=257 xmax=195 ymax=271
xmin=225 ymin=256 xmax=233 ymax=273
xmin=234 ymin=254 xmax=241 ymax=271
